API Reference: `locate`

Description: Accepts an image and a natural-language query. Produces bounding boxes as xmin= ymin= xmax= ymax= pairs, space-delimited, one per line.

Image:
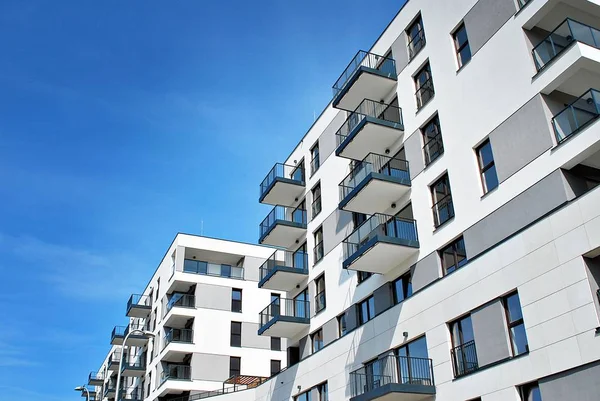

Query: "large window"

xmin=352 ymin=212 xmax=368 ymax=228
xmin=294 ymin=288 xmax=308 ymax=318
xmin=312 ymin=183 xmax=322 ymax=220
xmin=311 ymin=328 xmax=324 ymax=353
xmin=358 ymin=296 xmax=375 ymax=325
xmin=414 ymin=63 xmax=434 ymax=110
xmin=338 ymin=313 xmax=348 ymax=337
xmin=449 ymin=314 xmax=478 ymax=377
xmin=310 ymin=142 xmax=320 ymax=176
xmin=431 ymin=174 xmax=454 ymax=227
xmin=453 ymin=23 xmax=471 ymax=68
xmin=504 ymin=292 xmax=528 ymax=355
xmin=476 ymin=139 xmax=498 ymax=193
xmin=393 ymin=272 xmax=413 ymax=304
xmin=230 ymin=322 xmax=241 ymax=347
xmin=315 ymin=274 xmax=326 ymax=313
xmin=407 ymin=15 xmax=426 ymax=60
xmin=440 ymin=237 xmax=467 ymax=275
xmin=271 ymin=337 xmax=281 ymax=351
xmin=317 ymin=382 xmax=328 ymax=401
xmin=396 ymin=336 xmax=431 ymax=384
xmin=295 ymin=390 xmax=311 ymax=401
xmin=314 ymin=227 xmax=324 ymax=265
xmin=270 ymin=360 xmax=281 ymax=377
xmin=229 ymin=356 xmax=241 ymax=378
xmin=357 ymin=271 xmax=372 ymax=284
xmin=231 ymin=289 xmax=242 ymax=312
xmin=422 ymin=115 xmax=444 ymax=166
xmin=519 ymin=381 xmax=542 ymax=401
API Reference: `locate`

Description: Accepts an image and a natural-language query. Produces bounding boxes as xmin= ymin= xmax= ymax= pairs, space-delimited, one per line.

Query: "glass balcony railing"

xmin=127 ymin=293 xmax=151 ymax=312
xmin=123 ymin=322 xmax=146 ymax=338
xmin=161 ymin=365 xmax=191 ymax=384
xmin=165 ymin=293 xmax=195 ymax=316
xmin=533 ymin=19 xmax=600 ymax=71
xmin=259 ymin=205 xmax=307 ymax=239
xmin=343 ymin=214 xmax=418 ymax=262
xmin=259 ymin=250 xmax=308 ymax=281
xmin=451 ymin=340 xmax=479 ymax=377
xmin=332 ymin=50 xmax=397 ymax=99
xmin=88 ymin=371 xmax=104 ymax=383
xmin=350 ymin=355 xmax=434 ymax=398
xmin=111 ymin=325 xmax=126 ymax=342
xmin=183 ymin=259 xmax=244 ymax=280
xmin=260 ymin=163 xmax=305 ymax=200
xmin=122 ymin=354 xmax=146 ymax=370
xmin=259 ymin=298 xmax=310 ymax=328
xmin=339 ymin=153 xmax=410 ymax=201
xmin=120 ymin=388 xmax=143 ymax=400
xmin=163 ymin=328 xmax=194 ymax=349
xmin=432 ymin=194 xmax=454 ymax=228
xmin=336 ymin=99 xmax=404 ymax=150
xmin=552 ymin=89 xmax=600 ymax=143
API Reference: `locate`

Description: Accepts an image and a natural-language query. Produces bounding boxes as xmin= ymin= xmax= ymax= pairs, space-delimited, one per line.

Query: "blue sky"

xmin=0 ymin=1 xmax=402 ymax=399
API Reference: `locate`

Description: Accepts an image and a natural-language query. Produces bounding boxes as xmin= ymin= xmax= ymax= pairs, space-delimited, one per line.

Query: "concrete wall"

xmin=539 ymin=361 xmax=600 ymax=401
xmin=191 ymin=352 xmax=230 ymax=382
xmin=411 ymin=251 xmax=441 ymax=292
xmin=373 ymin=282 xmax=394 ymax=315
xmin=463 ymin=0 xmax=516 ymax=55
xmin=322 ymin=209 xmax=354 ymax=256
xmin=195 ymin=283 xmax=232 ymax=311
xmin=322 ymin=317 xmax=339 ymax=346
xmin=404 ymin=128 xmax=425 ymax=180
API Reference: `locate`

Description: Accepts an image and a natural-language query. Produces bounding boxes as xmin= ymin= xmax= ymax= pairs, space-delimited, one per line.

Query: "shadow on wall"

xmin=262 ymin=363 xmax=299 ymax=401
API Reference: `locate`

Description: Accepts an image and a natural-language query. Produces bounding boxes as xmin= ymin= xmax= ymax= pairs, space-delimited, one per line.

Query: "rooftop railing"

xmin=533 ymin=19 xmax=600 ymax=71
xmin=259 ymin=250 xmax=308 ymax=281
xmin=450 ymin=340 xmax=479 ymax=377
xmin=552 ymin=89 xmax=600 ymax=143
xmin=259 ymin=297 xmax=310 ymax=328
xmin=332 ymin=50 xmax=397 ymax=99
xmin=260 ymin=163 xmax=305 ymax=199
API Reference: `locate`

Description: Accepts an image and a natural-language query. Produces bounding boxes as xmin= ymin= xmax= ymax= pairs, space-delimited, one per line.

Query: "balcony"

xmin=258 ymin=297 xmax=310 ymax=337
xmin=121 ymin=354 xmax=146 ymax=377
xmin=335 ymin=99 xmax=404 ymax=161
xmin=162 ymin=328 xmax=194 ymax=361
xmin=161 ymin=364 xmax=191 ymax=385
xmin=532 ymin=19 xmax=600 ymax=96
xmin=339 ymin=153 xmax=411 ymax=215
xmin=342 ymin=214 xmax=419 ymax=273
xmin=350 ymin=355 xmax=435 ymax=401
xmin=104 ymin=382 xmax=116 ymax=399
xmin=259 ymin=205 xmax=307 ymax=248
xmin=451 ymin=340 xmax=479 ymax=378
xmin=332 ymin=51 xmax=397 ymax=111
xmin=88 ymin=371 xmax=104 ymax=386
xmin=432 ymin=195 xmax=454 ymax=228
xmin=120 ymin=388 xmax=143 ymax=401
xmin=259 ymin=162 xmax=305 ymax=206
xmin=111 ymin=324 xmax=148 ymax=346
xmin=106 ymin=351 xmax=121 ymax=372
xmin=552 ymin=88 xmax=600 ymax=144
xmin=126 ymin=294 xmax=151 ymax=318
xmin=258 ymin=250 xmax=308 ymax=291
xmin=423 ymin=131 xmax=444 ymax=167
xmin=80 ymin=386 xmax=98 ymax=399
xmin=163 ymin=293 xmax=196 ymax=327
xmin=157 ymin=364 xmax=193 ymax=397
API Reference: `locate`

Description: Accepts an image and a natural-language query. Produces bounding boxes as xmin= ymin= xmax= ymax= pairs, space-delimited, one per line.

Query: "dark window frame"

xmin=358 ymin=296 xmax=375 ymax=325
xmin=311 ymin=328 xmax=324 ymax=353
xmin=338 ymin=314 xmax=347 ymax=337
xmin=310 ymin=142 xmax=320 ymax=176
xmin=271 ymin=336 xmax=281 ymax=351
xmin=231 ymin=288 xmax=242 ymax=312
xmin=393 ymin=272 xmax=413 ymax=304
xmin=229 ymin=356 xmax=241 ymax=378
xmin=270 ymin=359 xmax=281 ymax=377
xmin=518 ymin=381 xmax=541 ymax=401
xmin=315 ymin=274 xmax=326 ymax=313
xmin=421 ymin=114 xmax=444 ymax=166
xmin=414 ymin=62 xmax=434 ymax=110
xmin=439 ymin=236 xmax=467 ymax=275
xmin=431 ymin=173 xmax=454 ymax=228
xmin=313 ymin=226 xmax=324 ymax=265
xmin=503 ymin=292 xmax=529 ymax=356
xmin=311 ymin=182 xmax=322 ymax=220
xmin=476 ymin=139 xmax=498 ymax=194
xmin=406 ymin=14 xmax=426 ymax=60
xmin=230 ymin=321 xmax=242 ymax=348
xmin=357 ymin=271 xmax=372 ymax=284
xmin=453 ymin=23 xmax=472 ymax=68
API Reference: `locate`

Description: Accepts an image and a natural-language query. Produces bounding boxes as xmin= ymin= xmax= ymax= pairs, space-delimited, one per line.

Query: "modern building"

xmin=83 ymin=0 xmax=600 ymax=400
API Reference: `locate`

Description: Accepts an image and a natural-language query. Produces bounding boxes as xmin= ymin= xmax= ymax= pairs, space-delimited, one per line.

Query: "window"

xmin=449 ymin=314 xmax=478 ymax=377
xmin=270 ymin=360 xmax=281 ymax=377
xmin=311 ymin=328 xmax=324 ymax=353
xmin=230 ymin=322 xmax=241 ymax=347
xmin=313 ymin=227 xmax=324 ymax=264
xmin=295 ymin=391 xmax=311 ymax=401
xmin=231 ymin=289 xmax=242 ymax=312
xmin=310 ymin=142 xmax=320 ymax=176
xmin=414 ymin=63 xmax=434 ymax=110
xmin=357 ymin=271 xmax=372 ymax=284
xmin=476 ymin=139 xmax=498 ymax=193
xmin=396 ymin=336 xmax=431 ymax=384
xmin=315 ymin=274 xmax=326 ymax=313
xmin=338 ymin=313 xmax=347 ymax=337
xmin=293 ymin=242 xmax=308 ymax=270
xmin=453 ymin=23 xmax=471 ymax=68
xmin=291 ymin=160 xmax=305 ymax=183
xmin=294 ymin=288 xmax=308 ymax=318
xmin=229 ymin=356 xmax=241 ymax=378
xmin=271 ymin=337 xmax=281 ymax=351
xmin=358 ymin=296 xmax=375 ymax=325
xmin=393 ymin=272 xmax=413 ymax=304
xmin=406 ymin=15 xmax=426 ymax=60
xmin=293 ymin=201 xmax=307 ymax=225
xmin=440 ymin=237 xmax=467 ymax=275
xmin=352 ymin=212 xmax=367 ymax=228
xmin=519 ymin=381 xmax=542 ymax=401
xmin=517 ymin=0 xmax=532 ymax=9
xmin=431 ymin=174 xmax=454 ymax=227
xmin=155 ymin=279 xmax=160 ymax=301
xmin=422 ymin=115 xmax=444 ymax=166
xmin=311 ymin=183 xmax=322 ymax=219
xmin=317 ymin=382 xmax=328 ymax=401
xmin=504 ymin=292 xmax=528 ymax=355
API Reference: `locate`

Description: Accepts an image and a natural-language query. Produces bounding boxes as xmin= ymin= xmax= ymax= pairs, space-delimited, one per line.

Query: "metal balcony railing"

xmin=343 ymin=214 xmax=418 ymax=261
xmin=407 ymin=27 xmax=426 ymax=60
xmin=122 ymin=353 xmax=146 ymax=370
xmin=552 ymin=89 xmax=600 ymax=143
xmin=432 ymin=194 xmax=454 ymax=228
xmin=165 ymin=293 xmax=195 ymax=316
xmin=259 ymin=205 xmax=307 ymax=238
xmin=127 ymin=293 xmax=151 ymax=310
xmin=161 ymin=365 xmax=191 ymax=383
xmin=336 ymin=99 xmax=404 ymax=149
xmin=164 ymin=328 xmax=194 ymax=349
xmin=416 ymin=78 xmax=434 ymax=110
xmin=260 ymin=163 xmax=305 ymax=199
xmin=120 ymin=387 xmax=143 ymax=400
xmin=332 ymin=50 xmax=397 ymax=98
xmin=533 ymin=19 xmax=600 ymax=71
xmin=183 ymin=259 xmax=244 ymax=280
xmin=88 ymin=371 xmax=104 ymax=382
xmin=450 ymin=340 xmax=479 ymax=377
xmin=423 ymin=131 xmax=444 ymax=166
xmin=259 ymin=250 xmax=308 ymax=281
xmin=350 ymin=355 xmax=434 ymax=398
xmin=123 ymin=322 xmax=145 ymax=337
xmin=259 ymin=298 xmax=310 ymax=328
xmin=315 ymin=290 xmax=326 ymax=314
xmin=339 ymin=153 xmax=410 ymax=200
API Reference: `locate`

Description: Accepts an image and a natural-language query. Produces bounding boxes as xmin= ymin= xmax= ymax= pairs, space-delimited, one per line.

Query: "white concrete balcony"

xmin=258 ymin=205 xmax=307 ymax=248
xmin=258 ymin=250 xmax=308 ymax=291
xmin=126 ymin=294 xmax=151 ymax=318
xmin=258 ymin=297 xmax=310 ymax=338
xmin=163 ymin=293 xmax=196 ymax=327
xmin=259 ymin=162 xmax=305 ymax=206
xmin=161 ymin=328 xmax=194 ymax=362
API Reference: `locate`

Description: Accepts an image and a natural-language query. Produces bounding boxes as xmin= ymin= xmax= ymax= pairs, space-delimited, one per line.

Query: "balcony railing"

xmin=315 ymin=290 xmax=326 ymax=314
xmin=259 ymin=250 xmax=308 ymax=281
xmin=88 ymin=371 xmax=104 ymax=383
xmin=423 ymin=131 xmax=444 ymax=166
xmin=164 ymin=328 xmax=194 ymax=349
xmin=432 ymin=194 xmax=454 ymax=228
xmin=343 ymin=214 xmax=418 ymax=261
xmin=339 ymin=153 xmax=410 ymax=200
xmin=533 ymin=19 xmax=600 ymax=71
xmin=259 ymin=298 xmax=310 ymax=327
xmin=350 ymin=355 xmax=434 ymax=398
xmin=124 ymin=322 xmax=145 ymax=337
xmin=451 ymin=340 xmax=479 ymax=377
xmin=260 ymin=163 xmax=305 ymax=199
xmin=161 ymin=365 xmax=191 ymax=384
xmin=259 ymin=205 xmax=307 ymax=238
xmin=407 ymin=27 xmax=426 ymax=60
xmin=336 ymin=99 xmax=404 ymax=149
xmin=332 ymin=50 xmax=397 ymax=99
xmin=111 ymin=325 xmax=126 ymax=342
xmin=165 ymin=293 xmax=195 ymax=316
xmin=120 ymin=388 xmax=143 ymax=400
xmin=127 ymin=293 xmax=151 ymax=310
xmin=122 ymin=354 xmax=146 ymax=370
xmin=183 ymin=259 xmax=244 ymax=280
xmin=552 ymin=89 xmax=600 ymax=143
xmin=416 ymin=78 xmax=434 ymax=110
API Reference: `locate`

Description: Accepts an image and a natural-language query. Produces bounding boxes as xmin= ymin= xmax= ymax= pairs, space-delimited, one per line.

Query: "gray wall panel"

xmin=373 ymin=283 xmax=393 ymax=315
xmin=345 ymin=305 xmax=358 ymax=332
xmin=240 ymin=322 xmax=270 ymax=350
xmin=191 ymin=353 xmax=229 ymax=382
xmin=323 ymin=209 xmax=355 ymax=255
xmin=320 ymin=112 xmax=347 ymax=162
xmin=404 ymin=129 xmax=425 ymax=180
xmin=298 ymin=335 xmax=311 ymax=360
xmin=489 ymin=95 xmax=554 ymax=183
xmin=539 ymin=361 xmax=600 ymax=401
xmin=471 ymin=300 xmax=511 ymax=366
xmin=322 ymin=317 xmax=339 ymax=346
xmin=464 ymin=0 xmax=516 ymax=55
xmin=411 ymin=252 xmax=441 ymax=292
xmin=242 ymin=256 xmax=265 ymax=282
xmin=584 ymin=257 xmax=600 ymax=319
xmin=195 ymin=283 xmax=231 ymax=311
xmin=464 ymin=170 xmax=571 ymax=258
xmin=391 ymin=32 xmax=409 ymax=74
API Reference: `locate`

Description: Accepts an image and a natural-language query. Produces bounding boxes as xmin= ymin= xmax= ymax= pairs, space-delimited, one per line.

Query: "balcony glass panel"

xmin=259 ymin=250 xmax=308 ymax=281
xmin=260 ymin=163 xmax=305 ymax=199
xmin=165 ymin=293 xmax=195 ymax=315
xmin=164 ymin=328 xmax=194 ymax=348
xmin=259 ymin=205 xmax=307 ymax=238
xmin=161 ymin=364 xmax=191 ymax=383
xmin=259 ymin=297 xmax=310 ymax=327
xmin=332 ymin=51 xmax=397 ymax=98
xmin=552 ymin=89 xmax=600 ymax=143
xmin=183 ymin=259 xmax=243 ymax=280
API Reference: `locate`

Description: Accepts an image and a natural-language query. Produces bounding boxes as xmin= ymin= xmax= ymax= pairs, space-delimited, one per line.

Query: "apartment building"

xmin=84 ymin=235 xmax=288 ymax=401
xmin=81 ymin=0 xmax=600 ymax=400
